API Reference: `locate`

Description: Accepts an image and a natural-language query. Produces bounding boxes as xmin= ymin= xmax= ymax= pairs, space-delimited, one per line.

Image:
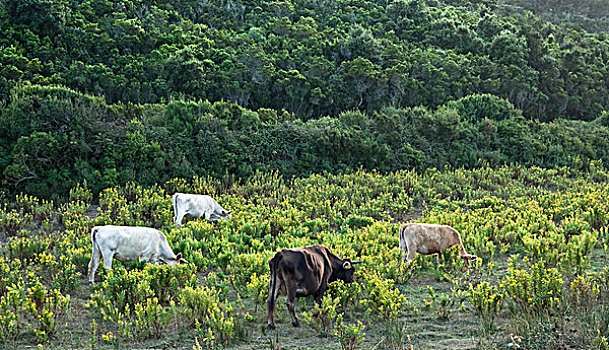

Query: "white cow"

xmin=172 ymin=193 xmax=232 ymax=228
xmin=87 ymin=225 xmax=187 ymax=284
xmin=398 ymin=223 xmax=477 ymax=270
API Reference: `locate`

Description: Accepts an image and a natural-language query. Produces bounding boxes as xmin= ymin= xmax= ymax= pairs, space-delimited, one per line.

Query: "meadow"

xmin=0 ymin=163 xmax=608 ymax=349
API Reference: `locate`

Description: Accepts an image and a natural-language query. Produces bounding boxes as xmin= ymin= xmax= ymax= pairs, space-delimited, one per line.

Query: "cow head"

xmin=221 ymin=210 xmax=232 ymax=221
xmin=333 ymin=258 xmax=363 ymax=283
xmin=160 ymin=253 xmax=189 ymax=266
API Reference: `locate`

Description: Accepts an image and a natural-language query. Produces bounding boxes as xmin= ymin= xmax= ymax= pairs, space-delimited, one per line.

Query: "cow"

xmin=87 ymin=225 xmax=188 ymax=284
xmin=398 ymin=223 xmax=477 ymax=271
xmin=266 ymin=244 xmax=362 ymax=330
xmin=172 ymin=193 xmax=232 ymax=228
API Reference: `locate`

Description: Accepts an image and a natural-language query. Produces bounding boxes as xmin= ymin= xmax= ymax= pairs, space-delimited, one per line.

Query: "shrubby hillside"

xmin=1 ymin=85 xmax=608 ymax=198
xmin=2 ymin=0 xmax=609 ymax=120
xmin=1 ymin=0 xmax=608 ymax=197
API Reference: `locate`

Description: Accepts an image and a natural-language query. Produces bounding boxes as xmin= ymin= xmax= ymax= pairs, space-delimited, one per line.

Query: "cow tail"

xmin=91 ymin=227 xmax=100 ymax=255
xmin=268 ymin=255 xmax=280 ymax=306
xmin=171 ymin=193 xmax=178 ymax=224
xmin=398 ymin=224 xmax=406 ymax=253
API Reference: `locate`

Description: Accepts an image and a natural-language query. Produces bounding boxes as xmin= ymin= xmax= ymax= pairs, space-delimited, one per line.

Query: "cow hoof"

xmin=267 ymin=324 xmax=276 ymax=330
xmin=292 ymin=321 xmax=300 ymax=327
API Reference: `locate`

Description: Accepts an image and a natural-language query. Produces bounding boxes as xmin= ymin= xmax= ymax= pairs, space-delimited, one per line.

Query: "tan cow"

xmin=87 ymin=225 xmax=187 ymax=284
xmin=398 ymin=223 xmax=477 ymax=270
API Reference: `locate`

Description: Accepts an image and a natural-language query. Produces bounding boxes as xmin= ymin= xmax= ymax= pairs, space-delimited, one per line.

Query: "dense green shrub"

xmin=2 ymin=86 xmax=609 ymax=199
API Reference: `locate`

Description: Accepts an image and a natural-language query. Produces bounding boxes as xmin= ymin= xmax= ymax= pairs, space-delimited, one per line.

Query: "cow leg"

xmin=399 ymin=244 xmax=417 ymax=280
xmin=436 ymin=252 xmax=442 ymax=264
xmin=100 ymin=249 xmax=114 ymax=272
xmin=313 ymin=282 xmax=328 ymax=307
xmin=287 ymin=287 xmax=299 ymax=327
xmin=87 ymin=247 xmax=102 ymax=284
xmin=175 ymin=210 xmax=186 ymax=228
xmin=405 ymin=244 xmax=416 ymax=267
xmin=398 ymin=250 xmax=407 ymax=274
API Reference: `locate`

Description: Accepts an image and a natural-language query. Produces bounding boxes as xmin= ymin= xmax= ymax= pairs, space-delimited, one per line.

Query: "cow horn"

xmin=351 ymin=260 xmax=363 ymax=264
xmin=342 ymin=261 xmax=352 ymax=269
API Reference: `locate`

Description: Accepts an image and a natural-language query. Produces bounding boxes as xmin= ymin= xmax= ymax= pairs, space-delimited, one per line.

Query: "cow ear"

xmin=342 ymin=261 xmax=352 ymax=270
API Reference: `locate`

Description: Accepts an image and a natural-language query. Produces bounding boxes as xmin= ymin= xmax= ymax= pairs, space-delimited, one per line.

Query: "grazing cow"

xmin=87 ymin=225 xmax=187 ymax=284
xmin=398 ymin=223 xmax=477 ymax=270
xmin=172 ymin=193 xmax=231 ymax=228
xmin=267 ymin=244 xmax=362 ymax=330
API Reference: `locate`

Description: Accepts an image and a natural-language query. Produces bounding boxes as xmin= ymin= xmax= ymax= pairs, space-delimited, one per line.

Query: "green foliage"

xmin=1 ymin=0 xmax=609 ymax=197
xmin=134 ymin=298 xmax=174 ymax=339
xmin=423 ymin=284 xmax=467 ymax=321
xmin=0 ymin=288 xmax=21 ymax=341
xmin=5 ymin=0 xmax=607 ymax=121
xmin=468 ymin=281 xmax=503 ymax=333
xmin=334 ymin=313 xmax=366 ymax=350
xmin=36 ymin=252 xmax=81 ymax=293
xmin=244 ymin=273 xmax=269 ymax=312
xmin=145 ymin=264 xmax=198 ymax=304
xmin=359 ymin=270 xmax=405 ymax=321
xmin=0 ymin=207 xmax=25 ymax=237
xmin=180 ymin=286 xmax=235 ymax=347
xmin=102 ymin=268 xmax=154 ymax=313
xmin=501 ymin=258 xmax=564 ymax=325
xmin=23 ymin=282 xmax=71 ymax=341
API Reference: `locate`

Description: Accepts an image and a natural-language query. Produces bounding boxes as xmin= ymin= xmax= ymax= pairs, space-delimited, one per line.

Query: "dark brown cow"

xmin=266 ymin=244 xmax=362 ymax=330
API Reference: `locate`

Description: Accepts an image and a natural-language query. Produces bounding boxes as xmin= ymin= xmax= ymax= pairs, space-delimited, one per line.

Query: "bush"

xmin=501 ymin=258 xmax=564 ymax=325
xmin=134 ymin=298 xmax=174 ymax=339
xmin=180 ymin=286 xmax=235 ymax=347
xmin=423 ymin=285 xmax=467 ymax=321
xmin=334 ymin=313 xmax=366 ymax=350
xmin=102 ymin=268 xmax=154 ymax=313
xmin=468 ymin=281 xmax=503 ymax=333
xmin=359 ymin=270 xmax=405 ymax=321
xmin=24 ymin=282 xmax=71 ymax=341
xmin=303 ymin=295 xmax=340 ymax=333
xmin=145 ymin=264 xmax=198 ymax=304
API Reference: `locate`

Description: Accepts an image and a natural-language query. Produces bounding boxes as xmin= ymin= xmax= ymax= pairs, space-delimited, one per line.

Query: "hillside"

xmin=2 ymin=0 xmax=609 ymax=198
xmin=1 ymin=0 xmax=608 ymax=121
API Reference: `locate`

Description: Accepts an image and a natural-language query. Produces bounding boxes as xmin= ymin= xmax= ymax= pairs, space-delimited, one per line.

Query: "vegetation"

xmin=0 ymin=165 xmax=608 ymax=348
xmin=1 ymin=0 xmax=609 ymax=120
xmin=2 ymin=85 xmax=609 ymax=199
xmin=1 ymin=0 xmax=609 ymax=198
xmin=1 ymin=0 xmax=609 ymax=348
